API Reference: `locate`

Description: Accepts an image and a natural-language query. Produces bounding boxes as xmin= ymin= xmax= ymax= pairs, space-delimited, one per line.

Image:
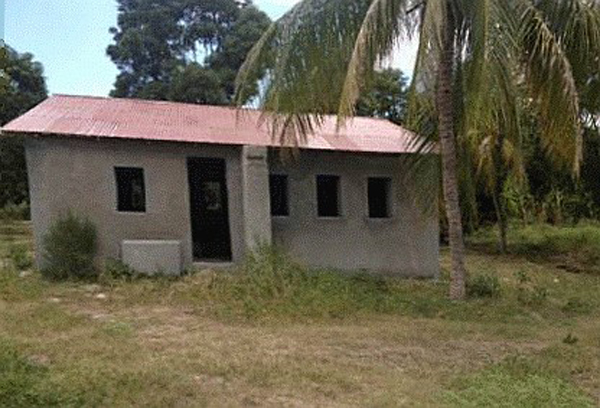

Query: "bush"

xmin=467 ymin=274 xmax=501 ymax=298
xmin=8 ymin=244 xmax=33 ymax=271
xmin=41 ymin=212 xmax=97 ymax=280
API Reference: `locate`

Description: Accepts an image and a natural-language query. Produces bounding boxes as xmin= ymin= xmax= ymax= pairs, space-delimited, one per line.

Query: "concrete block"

xmin=121 ymin=240 xmax=182 ymax=276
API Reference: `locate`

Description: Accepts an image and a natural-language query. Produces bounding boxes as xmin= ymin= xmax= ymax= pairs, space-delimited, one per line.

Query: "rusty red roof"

xmin=2 ymin=95 xmax=425 ymax=154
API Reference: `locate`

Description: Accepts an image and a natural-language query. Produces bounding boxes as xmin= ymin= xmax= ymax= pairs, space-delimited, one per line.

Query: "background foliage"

xmin=107 ymin=0 xmax=271 ymax=105
xmin=0 ymin=45 xmax=48 ymax=209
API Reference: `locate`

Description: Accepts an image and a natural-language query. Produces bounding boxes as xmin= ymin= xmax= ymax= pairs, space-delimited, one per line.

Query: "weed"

xmin=563 ymin=333 xmax=579 ymax=345
xmin=514 ymin=269 xmax=531 ymax=285
xmin=100 ymin=258 xmax=138 ymax=283
xmin=443 ymin=355 xmax=594 ymax=407
xmin=0 ymin=339 xmax=84 ymax=407
xmin=8 ymin=244 xmax=33 ymax=271
xmin=513 ymin=270 xmax=549 ymax=306
xmin=562 ymin=297 xmax=593 ymax=315
xmin=203 ymin=245 xmax=408 ymax=320
xmin=467 ymin=273 xmax=501 ymax=298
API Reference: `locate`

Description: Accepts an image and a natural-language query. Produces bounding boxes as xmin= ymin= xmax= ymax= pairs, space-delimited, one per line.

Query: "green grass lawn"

xmin=1 ymin=221 xmax=599 ymax=407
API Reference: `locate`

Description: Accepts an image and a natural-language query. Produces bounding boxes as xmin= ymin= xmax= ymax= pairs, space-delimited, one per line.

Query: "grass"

xmin=469 ymin=221 xmax=600 ymax=274
xmin=0 ymin=220 xmax=599 ymax=406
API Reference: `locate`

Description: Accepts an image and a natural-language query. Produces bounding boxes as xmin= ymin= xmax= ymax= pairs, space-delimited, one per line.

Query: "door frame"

xmin=187 ymin=157 xmax=233 ymax=262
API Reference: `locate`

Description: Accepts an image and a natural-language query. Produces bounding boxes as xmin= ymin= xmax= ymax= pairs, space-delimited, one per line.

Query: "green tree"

xmin=107 ymin=0 xmax=270 ymax=104
xmin=0 ymin=45 xmax=48 ymax=208
xmin=235 ymin=0 xmax=600 ymax=299
xmin=356 ymin=68 xmax=408 ymax=125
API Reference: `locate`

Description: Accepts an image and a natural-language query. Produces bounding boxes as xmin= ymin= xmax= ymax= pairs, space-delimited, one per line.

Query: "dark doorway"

xmin=187 ymin=158 xmax=232 ymax=261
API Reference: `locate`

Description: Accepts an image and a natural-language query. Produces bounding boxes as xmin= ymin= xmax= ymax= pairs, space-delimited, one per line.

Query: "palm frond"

xmin=235 ymin=0 xmax=422 ymax=146
xmin=515 ymin=0 xmax=583 ymax=175
xmin=337 ymin=0 xmax=415 ymax=121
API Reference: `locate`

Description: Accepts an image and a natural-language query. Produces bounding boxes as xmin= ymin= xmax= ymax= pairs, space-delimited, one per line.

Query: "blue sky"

xmin=4 ymin=0 xmax=415 ymax=96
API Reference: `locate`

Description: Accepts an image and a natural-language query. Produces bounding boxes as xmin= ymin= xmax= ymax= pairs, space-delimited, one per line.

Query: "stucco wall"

xmin=269 ymin=150 xmax=440 ymax=277
xmin=25 ymin=136 xmax=439 ymax=277
xmin=25 ymin=137 xmax=245 ymax=269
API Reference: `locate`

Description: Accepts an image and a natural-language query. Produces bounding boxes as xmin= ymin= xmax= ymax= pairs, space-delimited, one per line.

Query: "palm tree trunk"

xmin=437 ymin=6 xmax=466 ymax=300
xmin=492 ymin=182 xmax=508 ymax=253
xmin=492 ymin=135 xmax=508 ymax=253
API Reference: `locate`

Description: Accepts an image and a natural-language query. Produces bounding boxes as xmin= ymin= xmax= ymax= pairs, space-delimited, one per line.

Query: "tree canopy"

xmin=356 ymin=68 xmax=408 ymax=125
xmin=107 ymin=0 xmax=271 ymax=104
xmin=0 ymin=45 xmax=48 ymax=208
xmin=0 ymin=46 xmax=47 ymax=125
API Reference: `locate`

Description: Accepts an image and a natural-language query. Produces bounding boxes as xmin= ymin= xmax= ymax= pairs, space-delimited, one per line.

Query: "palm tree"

xmin=235 ymin=0 xmax=600 ymax=299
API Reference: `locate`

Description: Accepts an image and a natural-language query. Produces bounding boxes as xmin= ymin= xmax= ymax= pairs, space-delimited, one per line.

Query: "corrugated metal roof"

xmin=2 ymin=95 xmax=426 ymax=154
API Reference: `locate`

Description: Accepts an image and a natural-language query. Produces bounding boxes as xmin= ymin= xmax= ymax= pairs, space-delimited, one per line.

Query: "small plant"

xmin=100 ymin=259 xmax=138 ymax=282
xmin=562 ymin=333 xmax=579 ymax=345
xmin=517 ymin=284 xmax=548 ymax=306
xmin=41 ymin=211 xmax=97 ymax=280
xmin=0 ymin=202 xmax=30 ymax=221
xmin=8 ymin=244 xmax=33 ymax=271
xmin=467 ymin=273 xmax=501 ymax=298
xmin=562 ymin=297 xmax=592 ymax=315
xmin=514 ymin=269 xmax=531 ymax=285
xmin=513 ymin=269 xmax=548 ymax=305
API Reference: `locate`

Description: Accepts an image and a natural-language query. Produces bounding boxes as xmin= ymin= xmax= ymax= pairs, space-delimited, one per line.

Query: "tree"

xmin=235 ymin=0 xmax=600 ymax=299
xmin=107 ymin=0 xmax=270 ymax=104
xmin=356 ymin=68 xmax=408 ymax=125
xmin=0 ymin=45 xmax=48 ymax=208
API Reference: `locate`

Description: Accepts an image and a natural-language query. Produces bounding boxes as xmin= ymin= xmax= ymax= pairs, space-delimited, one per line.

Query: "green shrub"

xmin=8 ymin=244 xmax=33 ymax=271
xmin=467 ymin=274 xmax=501 ymax=298
xmin=41 ymin=212 xmax=97 ymax=280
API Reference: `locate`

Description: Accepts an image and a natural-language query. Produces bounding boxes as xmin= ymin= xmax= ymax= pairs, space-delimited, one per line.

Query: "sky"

xmin=3 ymin=0 xmax=416 ymax=97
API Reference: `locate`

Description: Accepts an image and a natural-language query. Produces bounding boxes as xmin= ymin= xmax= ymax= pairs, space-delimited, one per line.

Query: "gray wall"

xmin=25 ymin=137 xmax=245 ymax=269
xmin=25 ymin=136 xmax=439 ymax=277
xmin=269 ymin=150 xmax=439 ymax=277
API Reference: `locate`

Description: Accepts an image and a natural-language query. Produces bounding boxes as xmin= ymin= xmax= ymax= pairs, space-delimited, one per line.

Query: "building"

xmin=2 ymin=95 xmax=439 ymax=277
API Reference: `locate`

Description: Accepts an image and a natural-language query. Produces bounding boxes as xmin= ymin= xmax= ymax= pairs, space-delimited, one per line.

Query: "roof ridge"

xmin=48 ymin=95 xmax=401 ymax=126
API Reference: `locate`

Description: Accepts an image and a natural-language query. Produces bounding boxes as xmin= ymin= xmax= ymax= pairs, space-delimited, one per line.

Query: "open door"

xmin=187 ymin=157 xmax=232 ymax=261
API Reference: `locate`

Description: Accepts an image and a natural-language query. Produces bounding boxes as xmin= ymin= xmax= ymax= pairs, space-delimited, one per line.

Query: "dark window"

xmin=368 ymin=177 xmax=392 ymax=218
xmin=316 ymin=175 xmax=340 ymax=217
xmin=115 ymin=167 xmax=146 ymax=212
xmin=269 ymin=174 xmax=289 ymax=216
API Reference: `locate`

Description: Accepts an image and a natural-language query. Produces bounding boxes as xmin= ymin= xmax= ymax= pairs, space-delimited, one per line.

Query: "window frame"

xmin=315 ymin=174 xmax=342 ymax=218
xmin=366 ymin=176 xmax=394 ymax=220
xmin=269 ymin=174 xmax=290 ymax=218
xmin=114 ymin=166 xmax=147 ymax=214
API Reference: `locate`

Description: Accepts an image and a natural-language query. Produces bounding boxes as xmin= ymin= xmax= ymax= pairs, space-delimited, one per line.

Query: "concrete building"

xmin=2 ymin=95 xmax=439 ymax=277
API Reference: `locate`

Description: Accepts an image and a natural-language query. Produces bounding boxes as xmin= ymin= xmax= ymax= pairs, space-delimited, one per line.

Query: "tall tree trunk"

xmin=492 ymin=181 xmax=508 ymax=253
xmin=492 ymin=135 xmax=508 ymax=253
xmin=437 ymin=6 xmax=466 ymax=300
